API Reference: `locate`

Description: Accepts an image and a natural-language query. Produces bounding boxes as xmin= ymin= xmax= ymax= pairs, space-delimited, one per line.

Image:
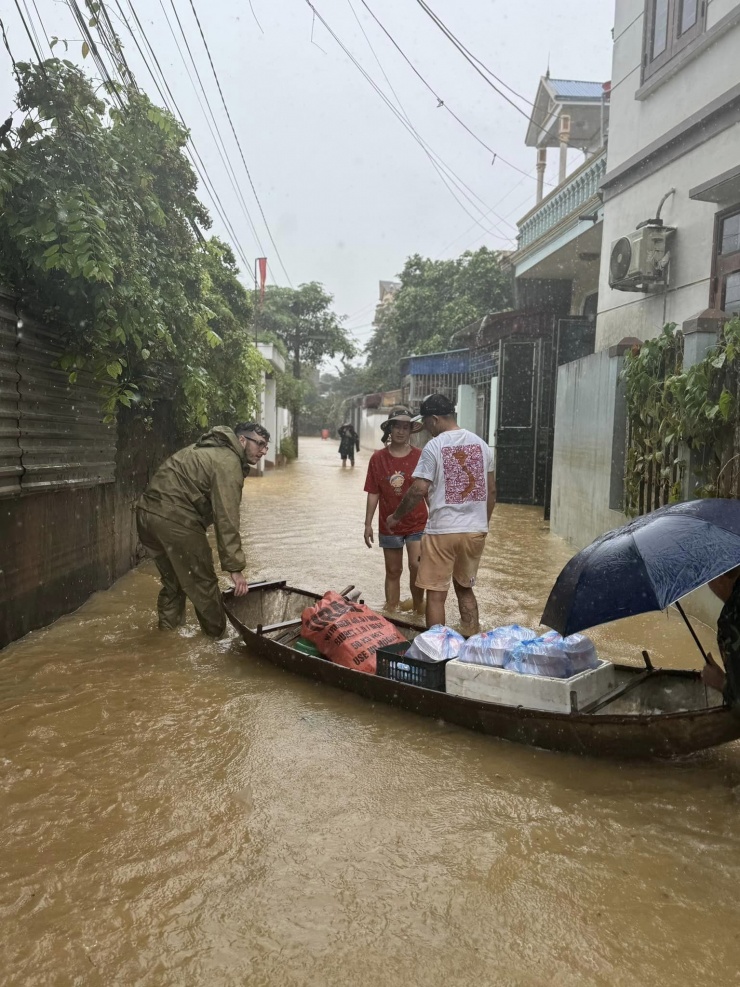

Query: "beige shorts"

xmin=416 ymin=532 xmax=488 ymax=593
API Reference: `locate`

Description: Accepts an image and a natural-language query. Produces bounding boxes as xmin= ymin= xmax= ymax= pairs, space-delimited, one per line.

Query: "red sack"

xmin=301 ymin=591 xmax=406 ymax=674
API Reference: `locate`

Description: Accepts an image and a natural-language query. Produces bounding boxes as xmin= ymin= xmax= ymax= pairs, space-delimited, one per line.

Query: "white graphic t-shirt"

xmin=413 ymin=428 xmax=494 ymax=534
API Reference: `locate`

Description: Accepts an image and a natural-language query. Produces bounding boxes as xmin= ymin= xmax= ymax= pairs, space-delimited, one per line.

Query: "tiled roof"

xmin=549 ymin=79 xmax=606 ymax=100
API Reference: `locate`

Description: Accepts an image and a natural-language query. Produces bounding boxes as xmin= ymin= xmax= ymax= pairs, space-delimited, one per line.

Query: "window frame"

xmin=643 ymin=0 xmax=707 ymax=82
xmin=710 ymin=204 xmax=740 ymax=314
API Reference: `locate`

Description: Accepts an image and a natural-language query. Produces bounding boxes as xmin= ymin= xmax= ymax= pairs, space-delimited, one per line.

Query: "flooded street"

xmin=3 ymin=437 xmax=740 ymax=986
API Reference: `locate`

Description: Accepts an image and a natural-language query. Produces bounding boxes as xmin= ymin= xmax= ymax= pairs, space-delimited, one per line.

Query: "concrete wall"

xmin=359 ymin=410 xmax=387 ymax=453
xmin=609 ymin=0 xmax=740 ymax=172
xmin=550 ymin=348 xmax=722 ymax=625
xmin=256 ymin=342 xmax=290 ymax=468
xmin=261 ymin=375 xmax=279 ymax=468
xmin=0 ymin=404 xmax=179 ymax=649
xmin=596 ymin=0 xmax=740 ymax=349
xmin=548 ymin=2 xmax=740 ymax=630
xmin=276 ymin=407 xmax=291 ymax=448
xmin=457 ymin=384 xmax=476 ymax=432
xmin=596 ymin=129 xmax=740 ymax=349
xmin=550 ymin=350 xmax=627 ymax=549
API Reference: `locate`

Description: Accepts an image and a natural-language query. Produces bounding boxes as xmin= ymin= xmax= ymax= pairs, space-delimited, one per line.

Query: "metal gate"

xmin=494 ymin=318 xmax=595 ymax=507
xmin=495 ymin=338 xmax=545 ymax=503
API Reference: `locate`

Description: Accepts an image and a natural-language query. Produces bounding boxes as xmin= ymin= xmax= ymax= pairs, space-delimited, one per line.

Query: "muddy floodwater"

xmin=3 ymin=437 xmax=740 ymax=985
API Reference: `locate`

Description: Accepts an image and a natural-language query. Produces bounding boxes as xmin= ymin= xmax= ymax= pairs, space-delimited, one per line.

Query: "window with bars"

xmin=643 ymin=0 xmax=706 ymax=81
xmin=711 ymin=207 xmax=740 ymax=316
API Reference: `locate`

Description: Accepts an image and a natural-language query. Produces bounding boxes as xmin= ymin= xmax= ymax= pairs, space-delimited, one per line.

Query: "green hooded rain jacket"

xmin=137 ymin=426 xmax=248 ymax=573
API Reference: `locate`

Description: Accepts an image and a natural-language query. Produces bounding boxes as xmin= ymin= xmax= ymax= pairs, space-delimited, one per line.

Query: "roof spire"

xmin=545 ymin=53 xmax=551 ymax=79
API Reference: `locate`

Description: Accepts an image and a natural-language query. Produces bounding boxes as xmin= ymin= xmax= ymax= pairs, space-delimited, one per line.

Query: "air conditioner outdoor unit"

xmin=609 ymin=223 xmax=673 ymax=292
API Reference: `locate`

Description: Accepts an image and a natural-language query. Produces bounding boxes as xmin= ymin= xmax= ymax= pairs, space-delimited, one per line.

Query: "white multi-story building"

xmin=550 ymin=0 xmax=740 ymax=548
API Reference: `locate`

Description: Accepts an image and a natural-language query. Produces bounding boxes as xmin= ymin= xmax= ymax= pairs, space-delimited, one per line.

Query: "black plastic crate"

xmin=376 ymin=641 xmax=450 ymax=691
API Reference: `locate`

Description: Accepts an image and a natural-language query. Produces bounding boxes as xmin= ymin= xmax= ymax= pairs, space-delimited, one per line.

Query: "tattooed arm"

xmin=386 ymin=478 xmax=431 ymax=532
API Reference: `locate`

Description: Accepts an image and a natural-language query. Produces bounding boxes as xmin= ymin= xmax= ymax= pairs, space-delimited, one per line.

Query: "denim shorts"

xmin=379 ymin=531 xmax=424 ymax=550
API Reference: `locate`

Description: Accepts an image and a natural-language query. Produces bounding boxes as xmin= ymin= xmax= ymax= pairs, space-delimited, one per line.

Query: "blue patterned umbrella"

xmin=542 ymin=499 xmax=740 ymax=639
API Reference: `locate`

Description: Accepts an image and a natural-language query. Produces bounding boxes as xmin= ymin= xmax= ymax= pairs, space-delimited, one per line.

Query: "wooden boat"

xmin=224 ymin=581 xmax=740 ymax=759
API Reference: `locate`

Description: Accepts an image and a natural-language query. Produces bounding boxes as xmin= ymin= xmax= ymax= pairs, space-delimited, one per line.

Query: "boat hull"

xmin=224 ymin=584 xmax=740 ymax=759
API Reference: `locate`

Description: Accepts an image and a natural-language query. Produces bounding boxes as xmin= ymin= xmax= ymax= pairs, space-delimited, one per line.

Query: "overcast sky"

xmin=0 ymin=0 xmax=614 ymax=349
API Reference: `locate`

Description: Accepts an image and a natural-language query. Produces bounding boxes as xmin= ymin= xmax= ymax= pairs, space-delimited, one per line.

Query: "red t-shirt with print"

xmin=364 ymin=446 xmax=428 ymax=536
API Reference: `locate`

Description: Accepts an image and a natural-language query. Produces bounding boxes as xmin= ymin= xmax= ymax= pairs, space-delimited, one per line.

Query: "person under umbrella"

xmin=541 ymin=499 xmax=740 ymax=711
xmin=700 ymin=567 xmax=740 ymax=706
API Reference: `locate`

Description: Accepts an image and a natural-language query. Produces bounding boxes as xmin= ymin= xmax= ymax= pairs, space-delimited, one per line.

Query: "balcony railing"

xmin=517 ymin=149 xmax=606 ymax=250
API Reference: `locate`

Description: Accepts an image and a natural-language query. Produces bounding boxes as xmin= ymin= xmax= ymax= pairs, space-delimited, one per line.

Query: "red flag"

xmin=258 ymin=257 xmax=267 ymax=304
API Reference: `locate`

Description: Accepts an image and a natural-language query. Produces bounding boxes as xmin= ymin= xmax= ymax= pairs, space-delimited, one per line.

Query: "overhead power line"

xmin=346 ymin=0 xmax=514 ymax=241
xmin=304 ymin=0 xmax=516 ymax=241
xmin=66 ymin=0 xmax=126 ymax=108
xmin=109 ymin=0 xmax=265 ymax=263
xmin=355 ymin=0 xmax=548 ymax=187
xmin=25 ymin=0 xmax=52 ymax=57
xmin=412 ymin=0 xmax=532 ymax=112
xmin=183 ymin=0 xmax=293 ymax=286
xmin=20 ymin=0 xmax=45 ymax=60
xmin=0 ymin=15 xmax=22 ymax=85
xmin=345 ymin=0 xmax=510 ymax=240
xmin=411 ymin=0 xmax=554 ymax=143
xmin=109 ymin=0 xmax=256 ymax=272
xmin=12 ymin=0 xmax=45 ymax=66
xmin=96 ymin=1 xmax=138 ymax=88
xmin=156 ymin=0 xmax=266 ymax=254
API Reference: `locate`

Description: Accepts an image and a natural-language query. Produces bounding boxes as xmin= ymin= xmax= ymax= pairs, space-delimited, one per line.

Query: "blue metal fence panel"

xmin=402 ymin=349 xmax=469 ymax=377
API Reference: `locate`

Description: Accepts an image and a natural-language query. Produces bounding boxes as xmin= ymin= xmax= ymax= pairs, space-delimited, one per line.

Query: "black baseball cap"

xmin=419 ymin=393 xmax=456 ymax=416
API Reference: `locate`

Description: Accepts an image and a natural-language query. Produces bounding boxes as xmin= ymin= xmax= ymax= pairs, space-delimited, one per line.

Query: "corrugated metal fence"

xmin=0 ymin=293 xmax=115 ymax=498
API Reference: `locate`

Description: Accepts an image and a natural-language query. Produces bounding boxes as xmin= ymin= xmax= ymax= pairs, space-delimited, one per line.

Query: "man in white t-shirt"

xmin=387 ymin=393 xmax=496 ymax=634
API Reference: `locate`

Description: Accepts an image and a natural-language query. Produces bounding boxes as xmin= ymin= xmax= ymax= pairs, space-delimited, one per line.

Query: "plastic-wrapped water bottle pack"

xmin=458 ymin=624 xmax=599 ymax=679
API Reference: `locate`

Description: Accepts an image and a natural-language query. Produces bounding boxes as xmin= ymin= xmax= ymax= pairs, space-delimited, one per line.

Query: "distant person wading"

xmin=136 ymin=423 xmax=269 ymax=637
xmin=338 ymin=423 xmax=360 ymax=468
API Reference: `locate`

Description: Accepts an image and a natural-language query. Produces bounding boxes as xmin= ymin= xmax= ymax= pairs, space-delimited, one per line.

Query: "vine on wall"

xmin=621 ymin=318 xmax=740 ymax=514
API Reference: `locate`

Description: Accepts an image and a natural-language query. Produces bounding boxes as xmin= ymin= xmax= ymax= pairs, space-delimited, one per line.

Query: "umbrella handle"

xmin=674 ymin=601 xmax=710 ymax=665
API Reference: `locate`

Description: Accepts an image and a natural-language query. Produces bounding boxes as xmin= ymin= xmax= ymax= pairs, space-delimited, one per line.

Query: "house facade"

xmin=463 ymin=77 xmax=611 ymax=508
xmin=514 ymin=76 xmax=610 ymax=324
xmin=550 ymin=0 xmax=740 ymax=550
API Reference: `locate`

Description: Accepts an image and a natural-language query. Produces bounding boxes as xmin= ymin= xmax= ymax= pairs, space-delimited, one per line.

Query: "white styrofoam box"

xmin=444 ymin=658 xmax=618 ymax=714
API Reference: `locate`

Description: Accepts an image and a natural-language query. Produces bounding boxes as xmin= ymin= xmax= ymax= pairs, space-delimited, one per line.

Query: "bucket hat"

xmin=381 ymin=405 xmax=423 ymax=437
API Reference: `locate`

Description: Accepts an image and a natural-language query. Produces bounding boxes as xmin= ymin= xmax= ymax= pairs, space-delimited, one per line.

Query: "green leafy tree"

xmin=186 ymin=238 xmax=266 ymax=425
xmin=0 ymin=59 xmax=263 ymax=432
xmin=259 ymin=282 xmax=354 ymax=450
xmin=366 ymin=247 xmax=512 ymax=390
xmin=300 ymin=369 xmax=366 ymax=435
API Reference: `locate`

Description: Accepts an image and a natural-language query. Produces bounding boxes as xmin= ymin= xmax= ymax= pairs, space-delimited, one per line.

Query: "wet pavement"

xmin=2 ymin=437 xmax=740 ymax=985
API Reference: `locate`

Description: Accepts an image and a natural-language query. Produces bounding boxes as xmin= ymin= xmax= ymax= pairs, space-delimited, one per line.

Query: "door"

xmin=495 ymin=339 xmax=539 ymax=503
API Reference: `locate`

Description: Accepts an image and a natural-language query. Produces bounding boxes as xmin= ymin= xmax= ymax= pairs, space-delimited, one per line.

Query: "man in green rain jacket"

xmin=136 ymin=422 xmax=269 ymax=637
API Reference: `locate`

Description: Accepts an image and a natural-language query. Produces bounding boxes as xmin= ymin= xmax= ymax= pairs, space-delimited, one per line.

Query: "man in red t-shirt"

xmin=364 ymin=406 xmax=427 ymax=614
